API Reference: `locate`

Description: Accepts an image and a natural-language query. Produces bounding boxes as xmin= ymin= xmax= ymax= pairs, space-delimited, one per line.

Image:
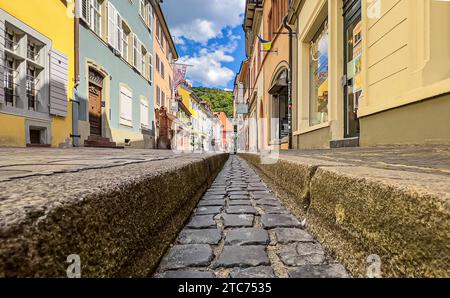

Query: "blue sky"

xmin=161 ymin=0 xmax=246 ymax=90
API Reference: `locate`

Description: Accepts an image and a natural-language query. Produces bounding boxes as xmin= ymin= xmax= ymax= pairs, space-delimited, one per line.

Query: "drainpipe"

xmin=283 ymin=15 xmax=293 ymax=150
xmin=71 ymin=7 xmax=81 ymax=147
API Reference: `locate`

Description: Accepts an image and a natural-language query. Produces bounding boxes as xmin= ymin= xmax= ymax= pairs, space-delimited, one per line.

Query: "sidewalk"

xmin=0 ymin=148 xmax=228 ymax=277
xmin=240 ymin=145 xmax=450 ymax=277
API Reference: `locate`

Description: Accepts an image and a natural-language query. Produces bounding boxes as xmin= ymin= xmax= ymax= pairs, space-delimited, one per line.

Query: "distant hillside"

xmin=192 ymin=87 xmax=233 ymax=118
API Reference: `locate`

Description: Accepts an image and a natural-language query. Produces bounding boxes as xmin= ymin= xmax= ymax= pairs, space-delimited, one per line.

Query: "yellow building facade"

xmin=289 ymin=0 xmax=450 ymax=148
xmin=0 ymin=0 xmax=74 ymax=147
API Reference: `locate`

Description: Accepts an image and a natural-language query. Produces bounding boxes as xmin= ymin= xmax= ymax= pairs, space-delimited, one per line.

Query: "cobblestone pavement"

xmin=155 ymin=156 xmax=349 ymax=278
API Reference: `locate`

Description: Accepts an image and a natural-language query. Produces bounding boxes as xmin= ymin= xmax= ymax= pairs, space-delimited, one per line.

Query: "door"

xmin=343 ymin=0 xmax=361 ymax=138
xmin=89 ymin=84 xmax=102 ymax=136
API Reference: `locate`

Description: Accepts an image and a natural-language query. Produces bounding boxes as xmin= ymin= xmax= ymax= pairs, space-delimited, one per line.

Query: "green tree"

xmin=192 ymin=87 xmax=233 ymax=118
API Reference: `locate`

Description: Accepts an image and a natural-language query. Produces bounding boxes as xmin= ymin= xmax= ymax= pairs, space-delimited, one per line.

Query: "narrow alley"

xmin=155 ymin=156 xmax=349 ymax=278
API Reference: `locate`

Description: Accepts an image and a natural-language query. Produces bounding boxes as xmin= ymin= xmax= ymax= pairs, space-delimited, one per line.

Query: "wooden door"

xmin=89 ymin=84 xmax=102 ymax=136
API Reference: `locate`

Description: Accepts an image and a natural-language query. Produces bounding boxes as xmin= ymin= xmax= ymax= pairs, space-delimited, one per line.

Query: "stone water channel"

xmin=154 ymin=155 xmax=349 ymax=278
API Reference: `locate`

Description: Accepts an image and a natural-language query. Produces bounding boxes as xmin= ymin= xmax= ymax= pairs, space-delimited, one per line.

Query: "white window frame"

xmin=119 ymin=85 xmax=133 ymax=127
xmin=141 ymin=46 xmax=147 ymax=78
xmin=91 ymin=0 xmax=102 ymax=36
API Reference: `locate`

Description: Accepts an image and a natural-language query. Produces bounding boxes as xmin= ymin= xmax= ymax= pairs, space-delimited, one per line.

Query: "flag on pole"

xmin=173 ymin=63 xmax=188 ymax=91
xmin=257 ymin=35 xmax=272 ymax=51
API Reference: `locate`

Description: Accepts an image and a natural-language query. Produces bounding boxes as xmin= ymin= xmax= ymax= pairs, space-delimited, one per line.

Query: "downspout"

xmin=283 ymin=14 xmax=293 ymax=150
xmin=72 ymin=6 xmax=81 ymax=147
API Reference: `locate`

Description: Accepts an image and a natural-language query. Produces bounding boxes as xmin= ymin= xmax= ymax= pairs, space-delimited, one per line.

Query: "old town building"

xmin=152 ymin=0 xmax=178 ymax=149
xmin=236 ymin=0 xmax=450 ymax=150
xmin=0 ymin=0 xmax=74 ymax=147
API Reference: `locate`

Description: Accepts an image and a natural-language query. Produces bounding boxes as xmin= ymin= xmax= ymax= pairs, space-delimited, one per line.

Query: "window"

xmin=155 ymin=54 xmax=160 ymax=73
xmin=140 ymin=97 xmax=149 ymax=127
xmin=268 ymin=0 xmax=288 ymax=40
xmin=161 ymin=61 xmax=165 ymax=79
xmin=161 ymin=90 xmax=166 ymax=107
xmin=139 ymin=0 xmax=146 ymax=21
xmin=26 ymin=65 xmax=38 ymax=111
xmin=141 ymin=46 xmax=147 ymax=78
xmin=4 ymin=58 xmax=16 ymax=106
xmin=1 ymin=21 xmax=53 ymax=114
xmin=122 ymin=23 xmax=131 ymax=62
xmin=156 ymin=85 xmax=161 ymax=106
xmin=133 ymin=34 xmax=142 ymax=72
xmin=147 ymin=2 xmax=153 ymax=33
xmin=91 ymin=0 xmax=102 ymax=36
xmin=309 ymin=20 xmax=329 ymax=126
xmin=120 ymin=86 xmax=133 ymax=126
xmin=148 ymin=53 xmax=153 ymax=83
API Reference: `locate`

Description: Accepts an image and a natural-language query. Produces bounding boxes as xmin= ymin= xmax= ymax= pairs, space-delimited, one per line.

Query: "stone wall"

xmin=0 ymin=154 xmax=228 ymax=277
xmin=240 ymin=153 xmax=450 ymax=277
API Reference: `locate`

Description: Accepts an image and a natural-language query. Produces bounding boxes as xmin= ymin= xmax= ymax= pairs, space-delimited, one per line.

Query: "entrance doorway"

xmin=269 ymin=69 xmax=289 ymax=147
xmin=343 ymin=0 xmax=361 ymax=139
xmin=88 ymin=69 xmax=104 ymax=136
xmin=88 ymin=84 xmax=102 ymax=136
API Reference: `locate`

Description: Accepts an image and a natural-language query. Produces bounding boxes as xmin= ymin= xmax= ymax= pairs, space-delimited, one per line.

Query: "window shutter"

xmin=117 ymin=14 xmax=123 ymax=55
xmin=78 ymin=0 xmax=90 ymax=25
xmin=141 ymin=98 xmax=149 ymax=127
xmin=138 ymin=41 xmax=143 ymax=74
xmin=49 ymin=49 xmax=68 ymax=117
xmin=108 ymin=2 xmax=117 ymax=48
xmin=148 ymin=53 xmax=153 ymax=83
xmin=120 ymin=87 xmax=133 ymax=126
xmin=133 ymin=34 xmax=138 ymax=68
xmin=147 ymin=3 xmax=153 ymax=32
xmin=0 ymin=20 xmax=5 ymax=104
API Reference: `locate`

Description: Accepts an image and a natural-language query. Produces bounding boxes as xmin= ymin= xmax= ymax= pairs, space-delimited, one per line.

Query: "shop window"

xmin=309 ymin=20 xmax=329 ymax=126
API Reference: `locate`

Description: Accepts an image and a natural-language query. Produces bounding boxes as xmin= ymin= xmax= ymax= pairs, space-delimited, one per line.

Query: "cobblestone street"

xmin=155 ymin=156 xmax=349 ymax=278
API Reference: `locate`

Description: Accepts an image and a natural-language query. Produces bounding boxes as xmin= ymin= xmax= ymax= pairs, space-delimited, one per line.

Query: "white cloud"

xmin=179 ymin=47 xmax=236 ymax=88
xmin=162 ymin=0 xmax=245 ymax=44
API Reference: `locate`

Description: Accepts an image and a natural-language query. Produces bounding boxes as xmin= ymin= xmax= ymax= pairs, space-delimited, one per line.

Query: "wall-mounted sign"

xmin=236 ymin=103 xmax=248 ymax=115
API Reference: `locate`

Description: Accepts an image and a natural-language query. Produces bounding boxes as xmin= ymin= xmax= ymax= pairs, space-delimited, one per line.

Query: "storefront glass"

xmin=309 ymin=20 xmax=329 ymax=126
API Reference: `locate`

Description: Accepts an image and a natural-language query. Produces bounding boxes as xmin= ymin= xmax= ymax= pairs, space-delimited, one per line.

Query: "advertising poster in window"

xmin=353 ymin=21 xmax=362 ymax=94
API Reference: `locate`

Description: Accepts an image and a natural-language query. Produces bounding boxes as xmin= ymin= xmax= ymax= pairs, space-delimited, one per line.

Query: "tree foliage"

xmin=192 ymin=87 xmax=233 ymax=118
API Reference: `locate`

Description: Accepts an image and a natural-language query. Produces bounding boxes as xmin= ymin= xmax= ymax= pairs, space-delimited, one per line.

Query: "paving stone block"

xmin=229 ymin=194 xmax=250 ymax=200
xmin=288 ymin=264 xmax=349 ymax=278
xmin=256 ymin=199 xmax=281 ymax=207
xmin=261 ymin=214 xmax=301 ymax=229
xmin=198 ymin=200 xmax=225 ymax=207
xmin=228 ymin=191 xmax=249 ymax=195
xmin=178 ymin=229 xmax=221 ymax=245
xmin=222 ymin=214 xmax=254 ymax=228
xmin=159 ymin=245 xmax=214 ymax=270
xmin=196 ymin=206 xmax=222 ymax=215
xmin=273 ymin=228 xmax=314 ymax=244
xmin=225 ymin=228 xmax=269 ymax=246
xmin=226 ymin=206 xmax=257 ymax=215
xmin=229 ymin=200 xmax=253 ymax=206
xmin=202 ymin=195 xmax=226 ymax=200
xmin=187 ymin=215 xmax=216 ymax=229
xmin=214 ymin=246 xmax=270 ymax=268
xmin=205 ymin=190 xmax=227 ymax=196
xmin=278 ymin=243 xmax=325 ymax=266
xmin=229 ymin=266 xmax=276 ymax=278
